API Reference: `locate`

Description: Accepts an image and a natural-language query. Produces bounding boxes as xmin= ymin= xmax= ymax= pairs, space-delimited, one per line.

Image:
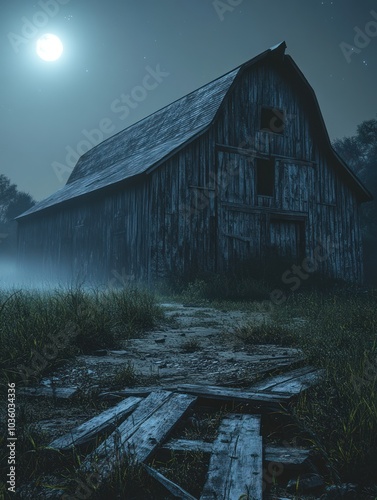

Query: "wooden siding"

xmin=211 ymin=59 xmax=363 ymax=281
xmin=18 ymin=180 xmax=151 ymax=284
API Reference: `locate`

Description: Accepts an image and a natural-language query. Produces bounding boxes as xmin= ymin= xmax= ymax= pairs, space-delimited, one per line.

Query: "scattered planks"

xmin=162 ymin=439 xmax=310 ymax=468
xmin=200 ymin=414 xmax=262 ymax=500
xmin=81 ymin=391 xmax=196 ymax=482
xmin=48 ymin=396 xmax=142 ymax=450
xmin=251 ymin=366 xmax=325 ymax=395
xmin=40 ymin=365 xmax=323 ymax=498
xmin=98 ymin=366 xmax=324 ymax=403
xmin=175 ymin=384 xmax=292 ymax=406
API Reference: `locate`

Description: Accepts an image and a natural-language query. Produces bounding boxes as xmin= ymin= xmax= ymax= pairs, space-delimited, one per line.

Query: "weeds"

xmin=112 ymin=362 xmax=137 ymax=388
xmin=272 ymin=289 xmax=377 ymax=484
xmin=0 ymin=286 xmax=163 ymax=384
xmin=180 ymin=338 xmax=201 ymax=353
xmin=234 ymin=321 xmax=297 ymax=346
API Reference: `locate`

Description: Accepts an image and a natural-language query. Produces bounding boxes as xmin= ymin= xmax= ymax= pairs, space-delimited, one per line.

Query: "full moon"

xmin=36 ymin=34 xmax=63 ymax=61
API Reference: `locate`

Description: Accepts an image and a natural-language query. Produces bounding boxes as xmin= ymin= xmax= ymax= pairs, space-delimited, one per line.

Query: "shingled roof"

xmin=17 ymin=42 xmax=371 ymax=220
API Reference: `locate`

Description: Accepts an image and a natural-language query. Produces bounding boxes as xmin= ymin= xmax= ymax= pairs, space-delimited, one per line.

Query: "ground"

xmin=32 ymin=303 xmax=303 ymax=442
xmin=9 ymin=302 xmax=333 ymax=500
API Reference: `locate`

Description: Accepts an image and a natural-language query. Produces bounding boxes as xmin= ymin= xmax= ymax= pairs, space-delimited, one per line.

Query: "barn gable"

xmin=18 ymin=42 xmax=370 ymax=221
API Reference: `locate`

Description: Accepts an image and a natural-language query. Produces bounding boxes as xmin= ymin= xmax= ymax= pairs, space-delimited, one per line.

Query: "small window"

xmin=257 ymin=158 xmax=275 ymax=197
xmin=260 ymin=106 xmax=285 ymax=134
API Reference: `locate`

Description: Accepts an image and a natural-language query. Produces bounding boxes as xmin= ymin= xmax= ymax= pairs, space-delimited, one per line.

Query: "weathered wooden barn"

xmin=16 ymin=42 xmax=372 ymax=284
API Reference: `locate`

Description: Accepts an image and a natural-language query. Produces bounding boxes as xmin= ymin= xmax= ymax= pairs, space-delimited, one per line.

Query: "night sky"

xmin=1 ymin=0 xmax=376 ymax=202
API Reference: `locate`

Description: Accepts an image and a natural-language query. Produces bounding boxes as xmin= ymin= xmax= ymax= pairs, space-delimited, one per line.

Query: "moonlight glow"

xmin=36 ymin=34 xmax=63 ymax=61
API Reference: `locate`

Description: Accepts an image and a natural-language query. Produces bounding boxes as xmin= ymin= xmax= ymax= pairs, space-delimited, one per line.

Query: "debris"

xmin=91 ymin=349 xmax=108 ymax=356
xmin=48 ymin=396 xmax=142 ymax=450
xmin=108 ymin=350 xmax=129 ymax=356
xmin=81 ymin=391 xmax=196 ymax=483
xmin=176 ymin=383 xmax=292 ymax=405
xmin=323 ymin=483 xmax=359 ymax=499
xmin=162 ymin=439 xmax=311 ymax=467
xmin=251 ymin=366 xmax=325 ymax=394
xmin=286 ymin=473 xmax=325 ymax=494
xmin=143 ymin=464 xmax=197 ymax=500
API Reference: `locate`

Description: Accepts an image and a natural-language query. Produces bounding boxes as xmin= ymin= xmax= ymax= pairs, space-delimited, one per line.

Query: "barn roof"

xmin=17 ymin=42 xmax=372 ymax=220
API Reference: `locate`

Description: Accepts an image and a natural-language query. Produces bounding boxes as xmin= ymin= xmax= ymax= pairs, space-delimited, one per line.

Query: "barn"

xmin=16 ymin=42 xmax=372 ymax=285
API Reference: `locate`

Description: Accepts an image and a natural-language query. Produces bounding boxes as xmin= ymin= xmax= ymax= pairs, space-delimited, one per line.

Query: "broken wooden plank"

xmin=162 ymin=440 xmax=310 ymax=467
xmin=264 ymin=445 xmax=310 ymax=466
xmin=251 ymin=366 xmax=324 ymax=395
xmin=143 ymin=464 xmax=197 ymax=500
xmin=18 ymin=387 xmax=78 ymax=399
xmin=48 ymin=396 xmax=142 ymax=450
xmin=82 ymin=391 xmax=196 ymax=482
xmin=99 ymin=386 xmax=172 ymax=400
xmin=200 ymin=414 xmax=262 ymax=500
xmin=176 ymin=384 xmax=292 ymax=405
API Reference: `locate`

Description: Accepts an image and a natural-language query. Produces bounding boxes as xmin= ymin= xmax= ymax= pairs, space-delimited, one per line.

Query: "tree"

xmin=333 ymin=118 xmax=377 ymax=284
xmin=0 ymin=174 xmax=35 ymax=222
xmin=0 ymin=174 xmax=35 ymax=257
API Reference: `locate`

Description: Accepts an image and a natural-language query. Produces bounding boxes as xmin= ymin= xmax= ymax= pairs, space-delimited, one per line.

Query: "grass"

xmin=180 ymin=338 xmax=201 ymax=353
xmin=234 ymin=321 xmax=298 ymax=346
xmin=157 ymin=270 xmax=272 ymax=307
xmin=0 ymin=285 xmax=164 ymax=385
xmin=269 ymin=288 xmax=377 ymax=485
xmin=112 ymin=361 xmax=138 ymax=388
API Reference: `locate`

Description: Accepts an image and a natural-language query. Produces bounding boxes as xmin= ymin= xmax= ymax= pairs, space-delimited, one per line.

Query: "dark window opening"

xmin=257 ymin=158 xmax=275 ymax=197
xmin=260 ymin=106 xmax=285 ymax=134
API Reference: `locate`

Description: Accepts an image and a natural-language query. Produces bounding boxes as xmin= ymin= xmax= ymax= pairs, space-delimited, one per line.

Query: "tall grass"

xmin=0 ymin=286 xmax=163 ymax=385
xmin=272 ymin=289 xmax=377 ymax=483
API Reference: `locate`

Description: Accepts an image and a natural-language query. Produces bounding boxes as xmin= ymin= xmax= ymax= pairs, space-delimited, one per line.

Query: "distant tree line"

xmin=333 ymin=117 xmax=377 ymax=284
xmin=0 ymin=174 xmax=35 ymax=258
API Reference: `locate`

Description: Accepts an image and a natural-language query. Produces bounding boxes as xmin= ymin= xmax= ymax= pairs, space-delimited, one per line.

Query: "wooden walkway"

xmin=47 ymin=366 xmax=323 ymax=499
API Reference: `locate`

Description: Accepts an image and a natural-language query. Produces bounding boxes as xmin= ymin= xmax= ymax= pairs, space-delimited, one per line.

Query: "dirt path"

xmin=51 ymin=302 xmax=303 ymax=393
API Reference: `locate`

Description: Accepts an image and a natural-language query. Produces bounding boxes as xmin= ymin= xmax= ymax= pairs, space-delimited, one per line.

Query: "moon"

xmin=36 ymin=34 xmax=63 ymax=61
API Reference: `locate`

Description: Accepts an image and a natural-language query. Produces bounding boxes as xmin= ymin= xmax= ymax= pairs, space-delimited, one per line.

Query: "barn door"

xmin=269 ymin=218 xmax=306 ymax=262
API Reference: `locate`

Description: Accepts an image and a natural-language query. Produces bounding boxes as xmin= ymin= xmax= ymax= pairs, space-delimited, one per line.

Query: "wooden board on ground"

xmin=176 ymin=384 xmax=292 ymax=405
xmin=264 ymin=445 xmax=310 ymax=466
xmin=82 ymin=391 xmax=196 ymax=482
xmin=162 ymin=439 xmax=310 ymax=467
xmin=251 ymin=366 xmax=325 ymax=395
xmin=48 ymin=396 xmax=142 ymax=450
xmin=143 ymin=464 xmax=197 ymax=500
xmin=200 ymin=414 xmax=262 ymax=500
xmin=18 ymin=387 xmax=78 ymax=399
xmin=99 ymin=387 xmax=171 ymax=400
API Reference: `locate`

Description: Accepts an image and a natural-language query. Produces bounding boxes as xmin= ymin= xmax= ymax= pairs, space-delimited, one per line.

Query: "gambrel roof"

xmin=17 ymin=42 xmax=372 ymax=220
